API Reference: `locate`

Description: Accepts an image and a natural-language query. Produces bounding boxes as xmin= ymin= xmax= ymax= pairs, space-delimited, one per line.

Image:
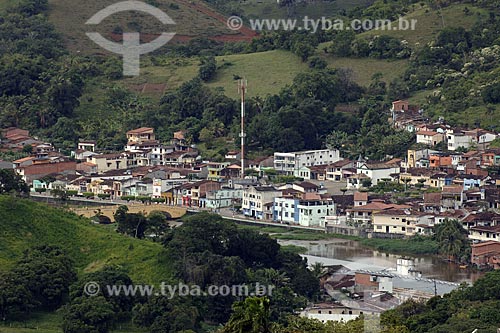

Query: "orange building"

xmin=471 ymin=241 xmax=500 ymax=269
xmin=429 ymin=154 xmax=452 ymax=168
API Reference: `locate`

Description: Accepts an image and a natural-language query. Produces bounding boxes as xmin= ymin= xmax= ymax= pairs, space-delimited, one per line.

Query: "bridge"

xmin=72 ymin=204 xmax=187 ymax=221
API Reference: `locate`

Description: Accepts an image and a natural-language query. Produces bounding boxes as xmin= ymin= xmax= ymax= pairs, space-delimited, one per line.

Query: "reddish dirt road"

xmin=110 ymin=0 xmax=258 ymax=44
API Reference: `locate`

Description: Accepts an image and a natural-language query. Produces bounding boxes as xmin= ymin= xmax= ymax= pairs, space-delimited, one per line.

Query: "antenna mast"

xmin=238 ymin=79 xmax=247 ymax=179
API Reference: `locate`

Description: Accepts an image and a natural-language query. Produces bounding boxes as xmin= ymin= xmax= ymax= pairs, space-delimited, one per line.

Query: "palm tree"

xmin=223 ymin=297 xmax=271 ymax=333
xmin=261 ymin=268 xmax=290 ymax=288
xmin=311 ymin=262 xmax=326 ymax=278
xmin=434 ymin=219 xmax=469 ymax=261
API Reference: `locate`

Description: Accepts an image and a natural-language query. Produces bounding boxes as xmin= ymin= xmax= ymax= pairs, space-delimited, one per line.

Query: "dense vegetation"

xmin=381 ymin=270 xmax=500 ymax=332
xmin=0 ymin=199 xmax=321 ymax=332
xmin=0 ymin=195 xmax=171 ymax=282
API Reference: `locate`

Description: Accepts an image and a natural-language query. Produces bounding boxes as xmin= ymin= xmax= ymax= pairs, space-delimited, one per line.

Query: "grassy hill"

xmin=88 ymin=49 xmax=408 ymax=105
xmin=46 ymin=0 xmax=247 ymax=53
xmin=360 ymin=3 xmax=488 ymax=46
xmin=233 ymin=0 xmax=373 ymax=20
xmin=0 ymin=196 xmax=173 ymax=285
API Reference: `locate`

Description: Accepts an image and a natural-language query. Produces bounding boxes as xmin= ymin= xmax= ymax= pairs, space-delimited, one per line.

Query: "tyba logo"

xmin=86 ymin=1 xmax=176 ymax=76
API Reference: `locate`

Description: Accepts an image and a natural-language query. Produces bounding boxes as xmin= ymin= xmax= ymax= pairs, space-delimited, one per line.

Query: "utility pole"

xmin=238 ymin=79 xmax=247 ymax=179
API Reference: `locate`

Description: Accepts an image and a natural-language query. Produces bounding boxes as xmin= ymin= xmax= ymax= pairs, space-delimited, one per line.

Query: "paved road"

xmin=188 ymin=207 xmax=326 ymax=232
xmin=30 ymin=193 xmax=326 ymax=231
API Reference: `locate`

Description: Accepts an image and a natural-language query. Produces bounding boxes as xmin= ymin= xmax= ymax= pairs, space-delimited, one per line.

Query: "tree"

xmin=199 ymin=56 xmax=217 ymax=81
xmin=329 ymin=30 xmax=355 ymax=57
xmin=12 ymin=245 xmax=77 ymax=310
xmin=325 ymin=130 xmax=349 ymax=152
xmin=114 ymin=206 xmax=149 ymax=238
xmin=293 ymin=42 xmax=314 ymax=62
xmin=52 ymin=188 xmax=69 ymax=201
xmin=70 ymin=266 xmax=135 ymax=317
xmin=0 ymin=271 xmax=38 ymax=321
xmin=434 ymin=219 xmax=470 ymax=261
xmin=147 ymin=211 xmax=170 ymax=239
xmin=222 ymin=297 xmax=271 ymax=333
xmin=61 ymin=296 xmax=115 ymax=333
xmin=0 ymin=169 xmax=29 ymax=195
xmin=310 ymin=262 xmax=325 ymax=278
xmin=308 ymin=57 xmax=327 ymax=70
xmin=133 ymin=296 xmax=200 ymax=332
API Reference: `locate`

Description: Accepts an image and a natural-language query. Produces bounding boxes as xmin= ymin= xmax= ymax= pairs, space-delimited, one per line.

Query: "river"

xmin=279 ymin=238 xmax=484 ymax=283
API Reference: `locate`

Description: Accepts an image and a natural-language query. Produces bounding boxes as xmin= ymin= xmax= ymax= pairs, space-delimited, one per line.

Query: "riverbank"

xmin=236 ymin=224 xmax=439 ymax=256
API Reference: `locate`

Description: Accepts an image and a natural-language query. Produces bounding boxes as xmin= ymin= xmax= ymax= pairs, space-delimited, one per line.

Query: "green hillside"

xmin=0 ymin=196 xmax=172 ymax=284
xmin=104 ymin=49 xmax=408 ymax=102
xmin=47 ymin=0 xmax=240 ymax=53
xmin=360 ymin=3 xmax=488 ymax=45
xmin=229 ymin=0 xmax=373 ymax=20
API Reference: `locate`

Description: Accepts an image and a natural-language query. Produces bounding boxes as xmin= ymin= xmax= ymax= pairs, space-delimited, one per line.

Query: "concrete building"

xmin=126 ymin=127 xmax=156 ymax=143
xmin=273 ymin=196 xmax=300 ymax=224
xmin=356 ymin=163 xmax=400 ymax=186
xmin=274 ymin=149 xmax=341 ymax=175
xmin=416 ymin=131 xmax=445 ymax=146
xmin=205 ymin=187 xmax=243 ymax=209
xmin=471 ymin=241 xmax=500 ymax=269
xmin=89 ymin=153 xmax=128 ymax=173
xmin=372 ymin=209 xmax=432 ymax=237
xmin=78 ymin=140 xmax=97 ymax=152
xmin=242 ymin=186 xmax=282 ymax=219
xmin=298 ymin=198 xmax=335 ymax=227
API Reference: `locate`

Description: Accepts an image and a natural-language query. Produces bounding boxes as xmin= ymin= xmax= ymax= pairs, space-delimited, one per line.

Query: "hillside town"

xmin=2 ymin=100 xmax=500 ymax=271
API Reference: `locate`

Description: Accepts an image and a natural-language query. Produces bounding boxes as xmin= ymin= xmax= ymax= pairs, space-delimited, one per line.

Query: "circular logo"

xmin=84 ymin=281 xmax=101 ymax=297
xmin=227 ymin=16 xmax=244 ymax=31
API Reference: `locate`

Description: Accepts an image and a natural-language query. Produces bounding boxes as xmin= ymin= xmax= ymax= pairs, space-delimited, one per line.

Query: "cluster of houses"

xmin=1 ymin=104 xmax=500 ymax=269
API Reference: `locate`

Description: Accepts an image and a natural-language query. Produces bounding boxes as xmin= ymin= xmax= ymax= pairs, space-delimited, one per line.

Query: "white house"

xmin=152 ymin=178 xmax=189 ymax=198
xmin=416 ymin=131 xmax=444 ymax=146
xmin=273 ymin=197 xmax=300 ymax=224
xmin=372 ymin=209 xmax=432 ymax=236
xmin=356 ymin=163 xmax=400 ymax=186
xmin=446 ymin=131 xmax=472 ymax=151
xmin=465 ymin=129 xmax=498 ymax=150
xmin=274 ymin=149 xmax=341 ymax=175
xmin=298 ymin=198 xmax=335 ymax=227
xmin=206 ymin=187 xmax=243 ymax=209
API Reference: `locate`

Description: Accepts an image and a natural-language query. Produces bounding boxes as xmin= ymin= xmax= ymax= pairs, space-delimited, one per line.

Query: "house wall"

xmin=373 ymin=214 xmax=419 ymax=236
xmin=298 ymin=201 xmax=335 ymax=227
xmin=469 ymin=229 xmax=500 ymax=242
xmin=471 ymin=242 xmax=500 ymax=267
xmin=447 ymin=134 xmax=472 ymax=151
xmin=242 ymin=187 xmax=282 ymax=219
xmin=273 ymin=197 xmax=300 ymax=224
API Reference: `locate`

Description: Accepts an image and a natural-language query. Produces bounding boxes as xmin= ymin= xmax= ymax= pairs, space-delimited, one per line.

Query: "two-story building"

xmin=416 ymin=131 xmax=444 ymax=146
xmin=373 ymin=209 xmax=431 ymax=237
xmin=274 ymin=149 xmax=341 ymax=175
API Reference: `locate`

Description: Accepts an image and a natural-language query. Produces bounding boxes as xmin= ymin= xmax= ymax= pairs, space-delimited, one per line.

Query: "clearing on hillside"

xmin=47 ymin=0 xmax=254 ymax=53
